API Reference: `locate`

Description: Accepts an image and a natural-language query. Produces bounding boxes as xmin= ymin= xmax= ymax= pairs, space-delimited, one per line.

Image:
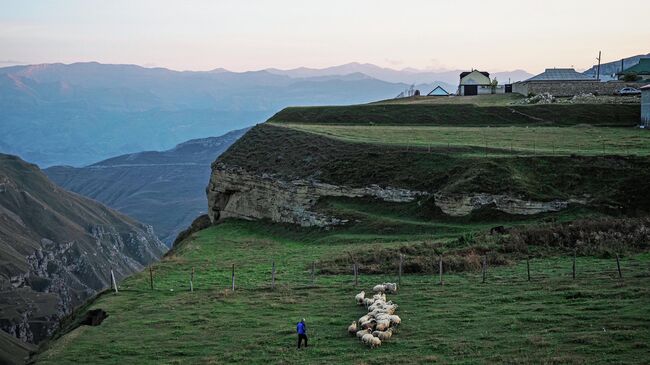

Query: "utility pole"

xmin=596 ymin=51 xmax=602 ymax=81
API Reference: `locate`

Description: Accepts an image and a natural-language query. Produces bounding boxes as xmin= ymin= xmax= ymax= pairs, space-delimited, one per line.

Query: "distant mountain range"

xmin=0 ymin=62 xmax=530 ymax=167
xmin=264 ymin=62 xmax=532 ymax=86
xmin=0 ymin=153 xmax=166 ymax=348
xmin=45 ymin=128 xmax=248 ymax=245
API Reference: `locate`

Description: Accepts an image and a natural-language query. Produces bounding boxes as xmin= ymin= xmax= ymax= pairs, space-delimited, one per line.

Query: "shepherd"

xmin=296 ymin=318 xmax=308 ymax=349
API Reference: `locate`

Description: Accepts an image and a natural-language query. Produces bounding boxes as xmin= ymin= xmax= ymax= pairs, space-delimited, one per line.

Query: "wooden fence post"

xmin=616 ymin=254 xmax=622 ymax=278
xmin=439 ymin=255 xmax=444 ymax=286
xmin=311 ymin=261 xmax=315 ymax=285
xmin=110 ymin=269 xmax=118 ymax=294
xmin=398 ymin=254 xmax=403 ymax=286
xmin=149 ymin=266 xmax=153 ymax=290
xmin=572 ymin=251 xmax=576 ymax=280
xmin=190 ymin=267 xmax=194 ymax=292
xmin=482 ymin=256 xmax=487 ymax=283
xmin=231 ymin=264 xmax=235 ymax=291
xmin=271 ymin=260 xmax=276 ymax=289
xmin=526 ymin=257 xmax=531 ymax=282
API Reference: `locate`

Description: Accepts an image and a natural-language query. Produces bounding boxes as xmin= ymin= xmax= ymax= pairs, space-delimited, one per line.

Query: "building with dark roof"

xmin=618 ymin=58 xmax=650 ymax=81
xmin=457 ymin=70 xmax=499 ymax=96
xmin=427 ymin=85 xmax=450 ymax=96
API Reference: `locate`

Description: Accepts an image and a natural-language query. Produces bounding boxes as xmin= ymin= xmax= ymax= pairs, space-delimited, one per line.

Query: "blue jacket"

xmin=296 ymin=322 xmax=306 ymax=335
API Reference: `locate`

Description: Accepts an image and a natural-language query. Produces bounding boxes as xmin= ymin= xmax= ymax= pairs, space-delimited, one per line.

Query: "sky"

xmin=1 ymin=0 xmax=649 ymax=74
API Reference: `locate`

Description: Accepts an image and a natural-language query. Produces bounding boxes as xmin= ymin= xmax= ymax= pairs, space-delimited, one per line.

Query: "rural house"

xmin=457 ymin=70 xmax=492 ymax=96
xmin=617 ymin=58 xmax=650 ymax=81
xmin=642 ymin=84 xmax=650 ymax=128
xmin=512 ymin=67 xmax=639 ymax=97
xmin=428 ymin=85 xmax=450 ymax=96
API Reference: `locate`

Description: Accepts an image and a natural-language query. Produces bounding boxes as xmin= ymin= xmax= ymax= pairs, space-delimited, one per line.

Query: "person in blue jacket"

xmin=296 ymin=318 xmax=308 ymax=349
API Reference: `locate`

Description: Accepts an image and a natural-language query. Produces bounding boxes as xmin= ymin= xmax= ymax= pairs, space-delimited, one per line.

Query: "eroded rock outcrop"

xmin=207 ymin=163 xmax=574 ymax=226
xmin=207 ymin=164 xmax=427 ymax=226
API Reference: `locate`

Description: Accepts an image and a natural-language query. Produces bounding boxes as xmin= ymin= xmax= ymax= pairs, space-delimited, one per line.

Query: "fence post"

xmin=526 ymin=257 xmax=531 ymax=282
xmin=482 ymin=256 xmax=487 ymax=283
xmin=616 ymin=254 xmax=622 ymax=278
xmin=110 ymin=269 xmax=118 ymax=294
xmin=190 ymin=267 xmax=194 ymax=292
xmin=353 ymin=263 xmax=358 ymax=287
xmin=311 ymin=261 xmax=315 ymax=285
xmin=149 ymin=266 xmax=153 ymax=290
xmin=398 ymin=254 xmax=403 ymax=286
xmin=231 ymin=264 xmax=235 ymax=291
xmin=439 ymin=255 xmax=444 ymax=286
xmin=572 ymin=251 xmax=576 ymax=280
xmin=271 ymin=260 xmax=276 ymax=289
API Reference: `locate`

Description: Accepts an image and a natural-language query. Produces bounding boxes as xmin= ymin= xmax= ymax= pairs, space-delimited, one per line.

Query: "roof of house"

xmin=460 ymin=70 xmax=489 ymax=79
xmin=459 ymin=70 xmax=492 ymax=85
xmin=619 ymin=58 xmax=650 ymax=75
xmin=427 ymin=86 xmax=450 ymax=96
xmin=525 ymin=68 xmax=594 ymax=82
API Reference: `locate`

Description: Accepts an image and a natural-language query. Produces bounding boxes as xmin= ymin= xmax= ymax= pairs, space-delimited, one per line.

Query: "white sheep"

xmin=360 ymin=319 xmax=376 ymax=330
xmin=382 ymin=282 xmax=398 ymax=293
xmin=355 ymin=291 xmax=365 ymax=305
xmin=375 ymin=319 xmax=390 ymax=332
xmin=348 ymin=321 xmax=357 ymax=335
xmin=373 ymin=284 xmax=385 ymax=293
xmin=361 ymin=333 xmax=374 ymax=345
xmin=389 ymin=315 xmax=401 ymax=326
xmin=369 ymin=336 xmax=382 ymax=348
xmin=356 ymin=329 xmax=370 ymax=339
xmin=373 ymin=329 xmax=392 ymax=341
xmin=363 ymin=297 xmax=375 ymax=308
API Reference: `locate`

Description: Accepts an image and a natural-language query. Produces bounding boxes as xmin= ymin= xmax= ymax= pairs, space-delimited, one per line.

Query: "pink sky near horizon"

xmin=1 ymin=0 xmax=649 ymax=74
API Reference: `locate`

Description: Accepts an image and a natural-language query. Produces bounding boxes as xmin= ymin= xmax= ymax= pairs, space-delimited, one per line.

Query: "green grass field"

xmin=33 ymin=198 xmax=650 ymax=365
xmin=36 ymin=220 xmax=650 ymax=365
xmin=275 ymin=123 xmax=650 ymax=156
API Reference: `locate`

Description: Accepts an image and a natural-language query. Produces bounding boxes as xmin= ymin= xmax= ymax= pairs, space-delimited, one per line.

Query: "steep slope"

xmin=45 ymin=128 xmax=248 ymax=245
xmin=0 ymin=154 xmax=166 ymax=349
xmin=207 ymin=101 xmax=649 ymax=228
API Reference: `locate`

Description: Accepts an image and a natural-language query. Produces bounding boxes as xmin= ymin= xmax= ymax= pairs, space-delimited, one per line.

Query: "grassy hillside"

xmin=268 ymin=103 xmax=640 ymax=127
xmin=36 ymin=220 xmax=650 ymax=364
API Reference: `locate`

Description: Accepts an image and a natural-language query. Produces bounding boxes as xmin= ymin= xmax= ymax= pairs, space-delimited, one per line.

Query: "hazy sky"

xmin=1 ymin=0 xmax=649 ymax=73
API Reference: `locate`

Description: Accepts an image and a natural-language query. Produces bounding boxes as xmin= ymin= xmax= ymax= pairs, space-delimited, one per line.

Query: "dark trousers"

xmin=297 ymin=334 xmax=308 ymax=348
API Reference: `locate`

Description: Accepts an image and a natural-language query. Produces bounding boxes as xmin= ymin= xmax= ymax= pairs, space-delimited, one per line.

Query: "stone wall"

xmin=513 ymin=81 xmax=641 ymax=97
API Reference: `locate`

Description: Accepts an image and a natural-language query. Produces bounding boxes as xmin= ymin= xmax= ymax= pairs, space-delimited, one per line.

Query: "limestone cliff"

xmin=207 ymin=163 xmax=579 ymax=227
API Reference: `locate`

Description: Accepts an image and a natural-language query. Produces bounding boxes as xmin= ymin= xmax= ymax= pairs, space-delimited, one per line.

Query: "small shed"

xmin=642 ymin=84 xmax=650 ymax=128
xmin=428 ymin=86 xmax=450 ymax=96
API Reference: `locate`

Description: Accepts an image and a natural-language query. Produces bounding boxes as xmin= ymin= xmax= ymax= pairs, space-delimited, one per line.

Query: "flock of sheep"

xmin=347 ymin=283 xmax=401 ymax=349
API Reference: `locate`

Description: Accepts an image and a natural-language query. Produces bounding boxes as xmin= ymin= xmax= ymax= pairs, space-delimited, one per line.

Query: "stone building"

xmin=642 ymin=84 xmax=650 ymax=128
xmin=512 ymin=68 xmax=594 ymax=96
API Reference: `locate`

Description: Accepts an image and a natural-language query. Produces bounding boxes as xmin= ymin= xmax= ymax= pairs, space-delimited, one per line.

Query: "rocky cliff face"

xmin=207 ymin=163 xmax=572 ymax=227
xmin=0 ymin=154 xmax=167 ymax=347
